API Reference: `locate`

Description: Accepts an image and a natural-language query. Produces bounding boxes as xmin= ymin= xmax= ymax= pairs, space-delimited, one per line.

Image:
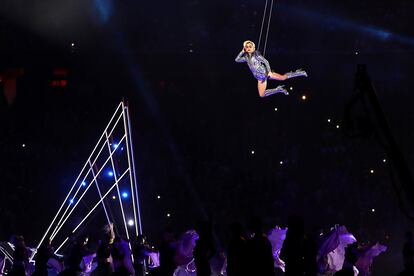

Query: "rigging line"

xmin=263 ymin=0 xmax=274 ymax=57
xmin=257 ymin=0 xmax=269 ymax=53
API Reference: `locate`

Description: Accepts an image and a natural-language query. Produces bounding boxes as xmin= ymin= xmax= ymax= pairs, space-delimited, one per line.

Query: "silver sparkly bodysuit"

xmin=235 ymin=50 xmax=271 ymax=81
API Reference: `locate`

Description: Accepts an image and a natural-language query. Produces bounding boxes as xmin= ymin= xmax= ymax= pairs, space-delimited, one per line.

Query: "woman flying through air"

xmin=235 ymin=40 xmax=308 ymax=97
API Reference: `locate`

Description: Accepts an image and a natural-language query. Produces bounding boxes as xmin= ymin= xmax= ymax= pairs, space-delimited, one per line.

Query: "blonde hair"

xmin=243 ymin=40 xmax=256 ymax=49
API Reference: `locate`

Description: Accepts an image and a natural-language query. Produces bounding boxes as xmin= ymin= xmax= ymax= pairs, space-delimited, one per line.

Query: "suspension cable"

xmin=257 ymin=0 xmax=268 ymax=53
xmin=262 ymin=0 xmax=274 ymax=57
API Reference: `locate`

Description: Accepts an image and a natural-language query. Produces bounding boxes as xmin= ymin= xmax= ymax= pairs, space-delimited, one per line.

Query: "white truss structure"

xmin=31 ymin=102 xmax=143 ymax=260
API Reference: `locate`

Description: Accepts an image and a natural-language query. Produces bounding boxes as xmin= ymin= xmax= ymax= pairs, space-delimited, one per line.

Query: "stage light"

xmin=71 ymin=42 xmax=75 ymax=47
xmin=336 ymin=125 xmax=340 ymax=129
xmin=370 ymin=169 xmax=374 ymax=174
xmin=251 ymin=150 xmax=255 ymax=155
xmin=279 ymin=161 xmax=284 ymax=165
xmin=81 ymin=181 xmax=87 ymax=187
xmin=112 ymin=195 xmax=116 ymax=200
xmin=157 ymin=195 xmax=161 ymax=199
xmin=371 ymin=208 xmax=375 ymax=213
xmin=122 ymin=192 xmax=129 ymax=198
xmin=22 ymin=144 xmax=26 ymax=148
xmin=128 ymin=219 xmax=134 ymax=226
xmin=274 ymin=107 xmax=278 ymax=112
xmin=289 ymin=87 xmax=293 ymax=91
xmin=167 ymin=213 xmax=171 ymax=217
xmin=382 ymin=159 xmax=387 ymax=163
xmin=355 ymin=51 xmax=359 ymax=55
xmin=69 ymin=198 xmax=75 ymax=204
xmin=301 ymin=95 xmax=307 ymax=101
xmin=327 ymin=118 xmax=331 ymax=123
xmin=112 ymin=143 xmax=119 ymax=150
xmin=107 ymin=171 xmax=114 ymax=177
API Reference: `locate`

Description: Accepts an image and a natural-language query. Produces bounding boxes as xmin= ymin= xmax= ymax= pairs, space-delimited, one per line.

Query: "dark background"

xmin=1 ymin=0 xmax=414 ymax=273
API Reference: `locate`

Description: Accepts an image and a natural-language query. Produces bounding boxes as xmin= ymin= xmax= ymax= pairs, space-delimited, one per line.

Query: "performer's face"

xmin=244 ymin=43 xmax=255 ymax=53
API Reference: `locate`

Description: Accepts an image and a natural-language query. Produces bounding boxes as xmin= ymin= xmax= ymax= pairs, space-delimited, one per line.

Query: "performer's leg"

xmin=268 ymin=72 xmax=288 ymax=81
xmin=258 ymin=79 xmax=288 ymax=97
xmin=258 ymin=80 xmax=267 ymax=97
xmin=268 ymin=70 xmax=308 ymax=80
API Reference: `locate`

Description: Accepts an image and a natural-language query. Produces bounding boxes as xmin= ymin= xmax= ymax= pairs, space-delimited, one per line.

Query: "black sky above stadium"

xmin=1 ymin=0 xmax=414 ymax=273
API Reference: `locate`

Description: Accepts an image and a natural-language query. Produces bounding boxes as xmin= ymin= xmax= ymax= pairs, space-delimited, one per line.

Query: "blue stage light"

xmin=122 ymin=191 xmax=129 ymax=198
xmin=82 ymin=181 xmax=87 ymax=187
xmin=69 ymin=198 xmax=75 ymax=204
xmin=112 ymin=143 xmax=119 ymax=150
xmin=286 ymin=4 xmax=414 ymax=46
xmin=93 ymin=0 xmax=113 ymax=24
xmin=107 ymin=171 xmax=114 ymax=177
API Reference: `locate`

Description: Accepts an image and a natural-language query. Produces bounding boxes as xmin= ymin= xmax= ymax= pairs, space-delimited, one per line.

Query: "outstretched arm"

xmin=235 ymin=50 xmax=246 ymax=63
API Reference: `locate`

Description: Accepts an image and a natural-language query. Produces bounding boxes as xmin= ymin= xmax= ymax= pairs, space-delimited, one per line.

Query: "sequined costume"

xmin=235 ymin=48 xmax=308 ymax=97
xmin=235 ymin=50 xmax=270 ymax=81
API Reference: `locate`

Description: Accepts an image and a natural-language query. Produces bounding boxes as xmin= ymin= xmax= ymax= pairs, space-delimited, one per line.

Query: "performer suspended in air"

xmin=235 ymin=40 xmax=308 ymax=97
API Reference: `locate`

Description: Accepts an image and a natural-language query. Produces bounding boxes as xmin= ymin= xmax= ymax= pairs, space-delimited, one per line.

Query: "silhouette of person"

xmin=59 ymin=234 xmax=90 ymax=276
xmin=9 ymin=235 xmax=29 ymax=276
xmin=193 ymin=221 xmax=216 ymax=276
xmin=111 ymin=236 xmax=135 ymax=276
xmin=280 ymin=215 xmax=317 ymax=276
xmin=245 ymin=217 xmax=274 ymax=276
xmin=398 ymin=231 xmax=414 ymax=276
xmin=159 ymin=227 xmax=177 ymax=276
xmin=226 ymin=222 xmax=247 ymax=276
xmin=33 ymin=240 xmax=59 ymax=276
xmin=91 ymin=240 xmax=113 ymax=276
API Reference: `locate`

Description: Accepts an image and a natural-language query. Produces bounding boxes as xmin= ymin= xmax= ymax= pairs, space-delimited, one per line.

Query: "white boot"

xmin=264 ymin=85 xmax=288 ymax=97
xmin=286 ymin=69 xmax=308 ymax=79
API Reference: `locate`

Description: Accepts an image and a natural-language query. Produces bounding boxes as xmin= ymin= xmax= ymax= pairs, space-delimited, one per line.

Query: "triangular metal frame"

xmin=31 ymin=101 xmax=143 ymax=260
